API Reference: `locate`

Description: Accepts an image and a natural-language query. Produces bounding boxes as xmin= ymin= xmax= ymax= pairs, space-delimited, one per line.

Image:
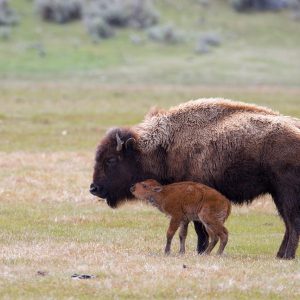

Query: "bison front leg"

xmin=273 ymin=191 xmax=300 ymax=259
xmin=165 ymin=218 xmax=181 ymax=255
xmin=194 ymin=221 xmax=209 ymax=254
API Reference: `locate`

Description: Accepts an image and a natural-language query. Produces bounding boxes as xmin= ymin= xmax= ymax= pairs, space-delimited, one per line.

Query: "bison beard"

xmin=91 ymin=98 xmax=300 ymax=259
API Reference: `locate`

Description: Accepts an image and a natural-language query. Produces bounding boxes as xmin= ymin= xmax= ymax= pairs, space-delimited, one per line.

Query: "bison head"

xmin=90 ymin=128 xmax=143 ymax=208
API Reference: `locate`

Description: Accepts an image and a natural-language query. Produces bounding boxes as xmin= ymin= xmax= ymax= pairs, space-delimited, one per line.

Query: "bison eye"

xmin=106 ymin=157 xmax=118 ymax=166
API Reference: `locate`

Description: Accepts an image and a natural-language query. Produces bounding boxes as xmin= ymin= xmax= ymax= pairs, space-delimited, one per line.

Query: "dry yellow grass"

xmin=0 ymin=152 xmax=299 ymax=299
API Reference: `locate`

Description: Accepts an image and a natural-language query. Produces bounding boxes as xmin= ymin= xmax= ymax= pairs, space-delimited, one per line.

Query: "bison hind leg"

xmin=194 ymin=221 xmax=209 ymax=254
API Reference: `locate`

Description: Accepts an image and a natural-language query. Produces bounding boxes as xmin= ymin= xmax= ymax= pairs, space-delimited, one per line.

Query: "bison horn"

xmin=116 ymin=133 xmax=124 ymax=152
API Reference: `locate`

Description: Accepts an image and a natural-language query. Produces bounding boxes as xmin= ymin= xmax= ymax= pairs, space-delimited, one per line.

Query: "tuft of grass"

xmin=35 ymin=0 xmax=82 ymax=24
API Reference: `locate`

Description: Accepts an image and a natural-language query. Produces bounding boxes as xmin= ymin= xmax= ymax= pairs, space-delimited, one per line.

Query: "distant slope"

xmin=0 ymin=0 xmax=299 ymax=86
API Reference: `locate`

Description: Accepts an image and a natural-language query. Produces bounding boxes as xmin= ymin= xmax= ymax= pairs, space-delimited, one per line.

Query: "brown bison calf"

xmin=131 ymin=179 xmax=231 ymax=255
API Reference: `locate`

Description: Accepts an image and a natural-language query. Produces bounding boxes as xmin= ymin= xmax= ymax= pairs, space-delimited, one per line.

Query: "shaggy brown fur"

xmin=91 ymin=98 xmax=300 ymax=259
xmin=131 ymin=179 xmax=231 ymax=255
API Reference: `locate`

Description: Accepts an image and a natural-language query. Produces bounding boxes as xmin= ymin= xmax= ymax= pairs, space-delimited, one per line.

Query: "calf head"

xmin=130 ymin=179 xmax=163 ymax=203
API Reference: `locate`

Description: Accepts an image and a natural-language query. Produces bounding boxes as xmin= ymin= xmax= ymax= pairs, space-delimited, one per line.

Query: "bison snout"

xmin=90 ymin=183 xmax=107 ymax=198
xmin=89 ymin=183 xmax=98 ymax=195
xmin=130 ymin=185 xmax=135 ymax=193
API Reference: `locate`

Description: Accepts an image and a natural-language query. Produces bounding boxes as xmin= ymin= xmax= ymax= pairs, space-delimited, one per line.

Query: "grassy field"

xmin=1 ymin=84 xmax=300 ymax=299
xmin=1 ymin=0 xmax=300 ymax=299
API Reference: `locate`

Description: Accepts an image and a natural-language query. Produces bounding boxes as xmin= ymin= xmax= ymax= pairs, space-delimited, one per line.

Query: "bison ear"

xmin=125 ymin=137 xmax=136 ymax=150
xmin=152 ymin=186 xmax=163 ymax=193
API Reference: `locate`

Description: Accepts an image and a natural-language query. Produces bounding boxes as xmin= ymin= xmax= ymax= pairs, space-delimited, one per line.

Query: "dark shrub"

xmin=200 ymin=32 xmax=221 ymax=47
xmin=232 ymin=0 xmax=290 ymax=12
xmin=290 ymin=0 xmax=300 ymax=20
xmin=0 ymin=0 xmax=18 ymax=26
xmin=195 ymin=32 xmax=222 ymax=55
xmin=126 ymin=0 xmax=159 ymax=28
xmin=83 ymin=0 xmax=159 ymax=40
xmin=83 ymin=0 xmax=129 ymax=28
xmin=195 ymin=41 xmax=211 ymax=54
xmin=147 ymin=24 xmax=184 ymax=44
xmin=83 ymin=0 xmax=159 ymax=29
xmin=35 ymin=0 xmax=82 ymax=24
xmin=129 ymin=34 xmax=144 ymax=45
xmin=0 ymin=26 xmax=11 ymax=40
xmin=84 ymin=17 xmax=115 ymax=40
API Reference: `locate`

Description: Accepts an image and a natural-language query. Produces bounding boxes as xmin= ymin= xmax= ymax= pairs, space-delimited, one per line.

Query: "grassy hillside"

xmin=0 ymin=0 xmax=299 ymax=85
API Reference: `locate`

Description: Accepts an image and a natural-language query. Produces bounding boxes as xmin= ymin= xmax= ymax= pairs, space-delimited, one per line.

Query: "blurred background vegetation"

xmin=0 ymin=0 xmax=299 ymax=85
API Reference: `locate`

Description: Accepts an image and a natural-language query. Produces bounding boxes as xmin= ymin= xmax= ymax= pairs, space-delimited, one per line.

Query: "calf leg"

xmin=203 ymin=226 xmax=218 ymax=255
xmin=216 ymin=226 xmax=229 ymax=255
xmin=199 ymin=211 xmax=228 ymax=255
xmin=194 ymin=221 xmax=209 ymax=254
xmin=179 ymin=221 xmax=189 ymax=254
xmin=165 ymin=218 xmax=181 ymax=255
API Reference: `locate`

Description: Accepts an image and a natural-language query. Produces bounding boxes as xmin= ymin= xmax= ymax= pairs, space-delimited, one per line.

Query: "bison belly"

xmin=212 ymin=159 xmax=271 ymax=204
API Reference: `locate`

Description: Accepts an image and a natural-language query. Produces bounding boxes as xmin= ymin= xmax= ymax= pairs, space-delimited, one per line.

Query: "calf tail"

xmin=225 ymin=201 xmax=232 ymax=221
xmin=215 ymin=200 xmax=231 ymax=223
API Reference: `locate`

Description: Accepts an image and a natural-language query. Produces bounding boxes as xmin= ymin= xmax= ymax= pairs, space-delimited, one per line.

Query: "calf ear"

xmin=125 ymin=137 xmax=136 ymax=150
xmin=152 ymin=186 xmax=162 ymax=193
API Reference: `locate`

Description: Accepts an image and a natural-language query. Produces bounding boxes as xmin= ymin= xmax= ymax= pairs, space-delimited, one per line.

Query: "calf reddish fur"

xmin=91 ymin=98 xmax=300 ymax=259
xmin=131 ymin=180 xmax=231 ymax=255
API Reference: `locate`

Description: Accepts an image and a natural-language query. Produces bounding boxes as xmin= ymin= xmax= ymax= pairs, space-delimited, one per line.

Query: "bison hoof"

xmin=276 ymin=253 xmax=295 ymax=260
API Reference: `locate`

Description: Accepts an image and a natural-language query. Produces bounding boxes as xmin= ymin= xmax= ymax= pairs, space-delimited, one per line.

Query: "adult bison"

xmin=90 ymin=98 xmax=300 ymax=259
